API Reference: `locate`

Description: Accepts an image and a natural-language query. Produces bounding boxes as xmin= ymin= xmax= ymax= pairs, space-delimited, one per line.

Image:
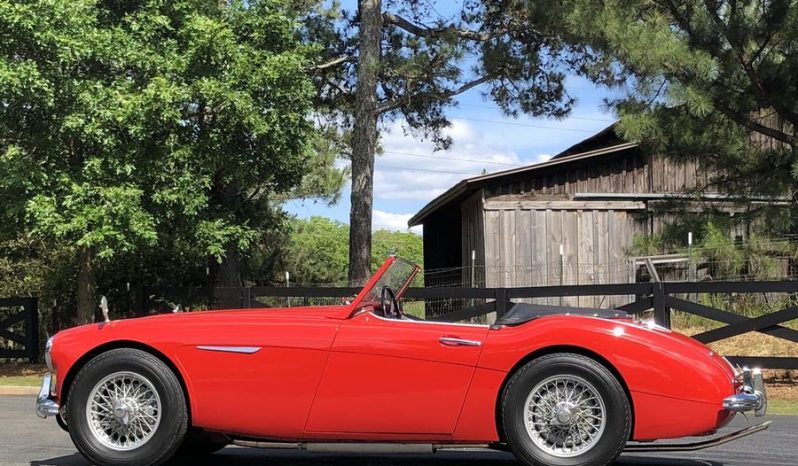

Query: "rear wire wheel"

xmin=501 ymin=353 xmax=631 ymax=466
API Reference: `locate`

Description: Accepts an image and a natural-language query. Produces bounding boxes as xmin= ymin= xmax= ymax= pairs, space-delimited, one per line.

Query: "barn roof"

xmin=408 ymin=124 xmax=637 ymax=227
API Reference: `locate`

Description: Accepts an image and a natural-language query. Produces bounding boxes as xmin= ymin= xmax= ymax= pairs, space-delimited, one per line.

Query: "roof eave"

xmin=407 ymin=181 xmax=468 ymax=227
xmin=407 ymin=141 xmax=639 ymax=227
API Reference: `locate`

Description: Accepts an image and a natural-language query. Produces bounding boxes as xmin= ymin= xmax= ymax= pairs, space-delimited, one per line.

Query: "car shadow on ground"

xmin=30 ymin=450 xmax=723 ymax=466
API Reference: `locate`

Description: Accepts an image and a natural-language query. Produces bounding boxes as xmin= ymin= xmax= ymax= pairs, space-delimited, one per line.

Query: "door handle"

xmin=439 ymin=336 xmax=482 ymax=347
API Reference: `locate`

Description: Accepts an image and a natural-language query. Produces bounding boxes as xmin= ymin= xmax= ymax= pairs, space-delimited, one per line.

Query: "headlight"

xmin=45 ymin=336 xmax=55 ymax=372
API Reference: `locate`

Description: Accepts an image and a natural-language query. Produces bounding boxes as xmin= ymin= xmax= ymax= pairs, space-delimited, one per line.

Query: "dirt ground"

xmin=0 ymin=363 xmax=46 ymax=378
xmin=768 ymin=378 xmax=798 ymax=400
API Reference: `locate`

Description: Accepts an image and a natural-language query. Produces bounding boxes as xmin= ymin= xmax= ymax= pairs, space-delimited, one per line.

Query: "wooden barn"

xmin=408 ymin=125 xmax=784 ymax=307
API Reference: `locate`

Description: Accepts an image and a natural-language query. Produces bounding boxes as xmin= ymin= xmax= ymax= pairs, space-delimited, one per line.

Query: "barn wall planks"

xmin=446 ymin=145 xmax=768 ymax=298
xmin=460 ymin=190 xmax=486 ymax=287
xmin=482 ymin=149 xmax=718 ymax=199
xmin=479 ymin=200 xmax=647 ymax=305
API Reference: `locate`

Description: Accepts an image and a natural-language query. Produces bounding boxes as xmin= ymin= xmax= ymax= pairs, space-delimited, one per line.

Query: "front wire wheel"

xmin=501 ymin=353 xmax=631 ymax=466
xmin=67 ymin=348 xmax=187 ymax=466
xmin=86 ymin=371 xmax=163 ymax=451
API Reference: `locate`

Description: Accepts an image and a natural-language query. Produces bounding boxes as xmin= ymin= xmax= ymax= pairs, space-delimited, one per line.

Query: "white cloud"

xmin=372 ymin=118 xmax=552 ymax=202
xmin=325 ymin=114 xmax=608 ymax=228
xmin=372 ymin=209 xmax=423 ymax=234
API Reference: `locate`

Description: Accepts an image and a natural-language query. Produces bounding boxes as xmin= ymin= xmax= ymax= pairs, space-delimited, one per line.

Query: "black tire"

xmin=500 ymin=353 xmax=631 ymax=466
xmin=66 ymin=348 xmax=188 ymax=466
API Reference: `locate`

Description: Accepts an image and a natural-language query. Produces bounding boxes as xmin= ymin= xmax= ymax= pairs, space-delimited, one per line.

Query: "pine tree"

xmin=547 ymin=0 xmax=798 ymax=230
xmin=301 ymin=0 xmax=601 ymax=284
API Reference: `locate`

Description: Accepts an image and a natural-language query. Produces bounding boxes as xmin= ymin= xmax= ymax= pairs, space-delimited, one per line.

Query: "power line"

xmin=378 ymin=164 xmax=484 ymax=176
xmin=456 ymin=103 xmax=615 ymax=123
xmin=381 ymin=150 xmax=524 ymax=167
xmin=453 ymin=117 xmax=598 ymax=133
xmin=339 ymin=158 xmax=503 ymax=175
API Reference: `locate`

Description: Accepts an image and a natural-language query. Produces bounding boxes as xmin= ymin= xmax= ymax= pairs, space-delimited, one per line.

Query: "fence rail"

xmin=140 ymin=280 xmax=798 ymax=370
xmin=0 ymin=297 xmax=39 ymax=363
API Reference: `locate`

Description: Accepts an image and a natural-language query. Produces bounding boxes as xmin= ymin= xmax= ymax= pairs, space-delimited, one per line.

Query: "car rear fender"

xmin=474 ymin=316 xmax=735 ymax=441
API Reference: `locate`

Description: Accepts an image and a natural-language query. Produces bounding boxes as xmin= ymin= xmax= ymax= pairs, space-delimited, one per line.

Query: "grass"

xmin=0 ymin=363 xmax=46 ymax=387
xmin=768 ymin=399 xmax=798 ymax=416
xmin=0 ymin=375 xmax=41 ymax=387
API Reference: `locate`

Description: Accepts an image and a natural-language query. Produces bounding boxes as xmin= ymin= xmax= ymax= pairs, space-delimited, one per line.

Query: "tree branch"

xmin=377 ymin=74 xmax=493 ymax=114
xmin=702 ymin=0 xmax=798 ymax=125
xmin=715 ymin=104 xmax=795 ymax=145
xmin=310 ymin=55 xmax=353 ymax=71
xmin=383 ymin=12 xmax=491 ymax=41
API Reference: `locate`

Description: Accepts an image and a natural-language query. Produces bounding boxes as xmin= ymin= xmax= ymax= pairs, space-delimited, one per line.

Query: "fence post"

xmin=25 ymin=297 xmax=40 ymax=363
xmin=495 ymin=288 xmax=508 ymax=321
xmin=652 ymin=282 xmax=671 ymax=328
xmin=143 ymin=287 xmax=153 ymax=315
xmin=132 ymin=286 xmax=143 ymax=317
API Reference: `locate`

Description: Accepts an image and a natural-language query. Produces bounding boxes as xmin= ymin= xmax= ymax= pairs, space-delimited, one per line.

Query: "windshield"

xmin=351 ymin=257 xmax=419 ymax=309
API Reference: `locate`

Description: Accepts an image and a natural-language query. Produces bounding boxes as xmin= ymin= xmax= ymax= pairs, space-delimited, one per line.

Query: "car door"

xmin=305 ymin=311 xmax=489 ymax=437
xmin=173 ymin=313 xmax=340 ymax=439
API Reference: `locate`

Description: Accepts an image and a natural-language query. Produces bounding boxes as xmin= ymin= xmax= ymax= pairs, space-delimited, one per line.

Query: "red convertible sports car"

xmin=37 ymin=256 xmax=768 ymax=466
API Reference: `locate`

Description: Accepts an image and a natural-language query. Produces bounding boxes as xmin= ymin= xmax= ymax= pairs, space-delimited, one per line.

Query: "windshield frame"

xmin=347 ymin=256 xmax=420 ymax=316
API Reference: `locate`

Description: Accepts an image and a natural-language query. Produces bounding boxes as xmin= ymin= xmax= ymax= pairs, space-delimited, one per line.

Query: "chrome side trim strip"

xmin=197 ymin=345 xmax=261 ymax=354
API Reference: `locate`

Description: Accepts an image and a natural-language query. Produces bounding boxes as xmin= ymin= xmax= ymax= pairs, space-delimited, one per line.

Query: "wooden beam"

xmin=692 ymin=306 xmax=798 ymax=344
xmin=484 ymin=200 xmax=646 ymax=211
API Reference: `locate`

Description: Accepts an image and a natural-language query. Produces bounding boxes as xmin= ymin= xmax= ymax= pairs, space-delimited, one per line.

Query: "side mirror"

xmin=99 ymin=296 xmax=110 ymax=323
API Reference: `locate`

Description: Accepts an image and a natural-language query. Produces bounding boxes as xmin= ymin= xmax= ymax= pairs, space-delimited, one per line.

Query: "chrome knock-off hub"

xmin=553 ymin=401 xmax=577 ymax=425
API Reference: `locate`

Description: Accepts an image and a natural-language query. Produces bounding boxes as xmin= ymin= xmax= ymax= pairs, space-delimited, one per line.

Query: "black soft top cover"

xmin=495 ymin=302 xmax=629 ymax=327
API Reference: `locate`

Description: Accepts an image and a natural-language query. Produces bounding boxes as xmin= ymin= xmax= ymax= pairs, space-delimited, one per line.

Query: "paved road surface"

xmin=1 ymin=396 xmax=795 ymax=466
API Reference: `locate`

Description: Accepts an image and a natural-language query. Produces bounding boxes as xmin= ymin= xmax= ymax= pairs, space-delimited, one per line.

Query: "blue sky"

xmin=284 ymin=3 xmax=617 ymax=234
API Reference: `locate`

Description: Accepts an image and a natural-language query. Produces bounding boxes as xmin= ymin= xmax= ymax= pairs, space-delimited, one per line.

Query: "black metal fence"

xmin=0 ymin=297 xmax=39 ymax=363
xmin=140 ymin=280 xmax=798 ymax=370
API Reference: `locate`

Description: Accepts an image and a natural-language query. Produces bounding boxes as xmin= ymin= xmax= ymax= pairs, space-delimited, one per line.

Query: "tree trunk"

xmin=349 ymin=0 xmax=382 ymax=286
xmin=214 ymin=251 xmax=243 ymax=287
xmin=76 ymin=247 xmax=97 ymax=325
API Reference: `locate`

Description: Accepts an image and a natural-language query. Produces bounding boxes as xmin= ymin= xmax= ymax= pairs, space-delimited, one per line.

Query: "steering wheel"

xmin=380 ymin=285 xmax=402 ymax=319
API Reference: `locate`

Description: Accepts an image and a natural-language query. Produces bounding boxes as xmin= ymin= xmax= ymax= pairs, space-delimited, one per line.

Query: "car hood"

xmin=55 ymin=304 xmax=349 ymax=338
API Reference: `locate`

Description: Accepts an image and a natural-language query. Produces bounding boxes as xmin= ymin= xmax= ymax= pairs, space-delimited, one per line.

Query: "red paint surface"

xmin=48 ymin=260 xmax=740 ymax=444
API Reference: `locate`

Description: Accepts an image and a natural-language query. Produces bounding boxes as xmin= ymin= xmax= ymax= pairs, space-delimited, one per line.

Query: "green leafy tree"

xmin=283 ymin=216 xmax=350 ymax=285
xmin=0 ymin=0 xmax=322 ymax=323
xmin=300 ymin=0 xmax=605 ymax=285
xmin=372 ymin=229 xmax=423 ymax=267
xmin=279 ymin=216 xmax=422 ymax=285
xmin=543 ymin=0 xmax=798 ymax=231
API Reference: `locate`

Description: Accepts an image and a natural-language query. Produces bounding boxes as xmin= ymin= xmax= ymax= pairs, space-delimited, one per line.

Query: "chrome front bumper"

xmin=35 ymin=373 xmax=60 ymax=419
xmin=722 ymin=368 xmax=767 ymax=417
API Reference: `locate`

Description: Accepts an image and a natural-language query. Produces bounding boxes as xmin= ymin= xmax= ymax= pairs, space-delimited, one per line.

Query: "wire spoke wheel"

xmin=85 ymin=371 xmax=162 ymax=451
xmin=524 ymin=374 xmax=607 ymax=458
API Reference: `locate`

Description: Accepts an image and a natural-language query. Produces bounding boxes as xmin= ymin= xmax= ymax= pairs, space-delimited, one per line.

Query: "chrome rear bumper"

xmin=625 ymin=421 xmax=771 ymax=452
xmin=722 ymin=368 xmax=767 ymax=417
xmin=35 ymin=373 xmax=60 ymax=419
